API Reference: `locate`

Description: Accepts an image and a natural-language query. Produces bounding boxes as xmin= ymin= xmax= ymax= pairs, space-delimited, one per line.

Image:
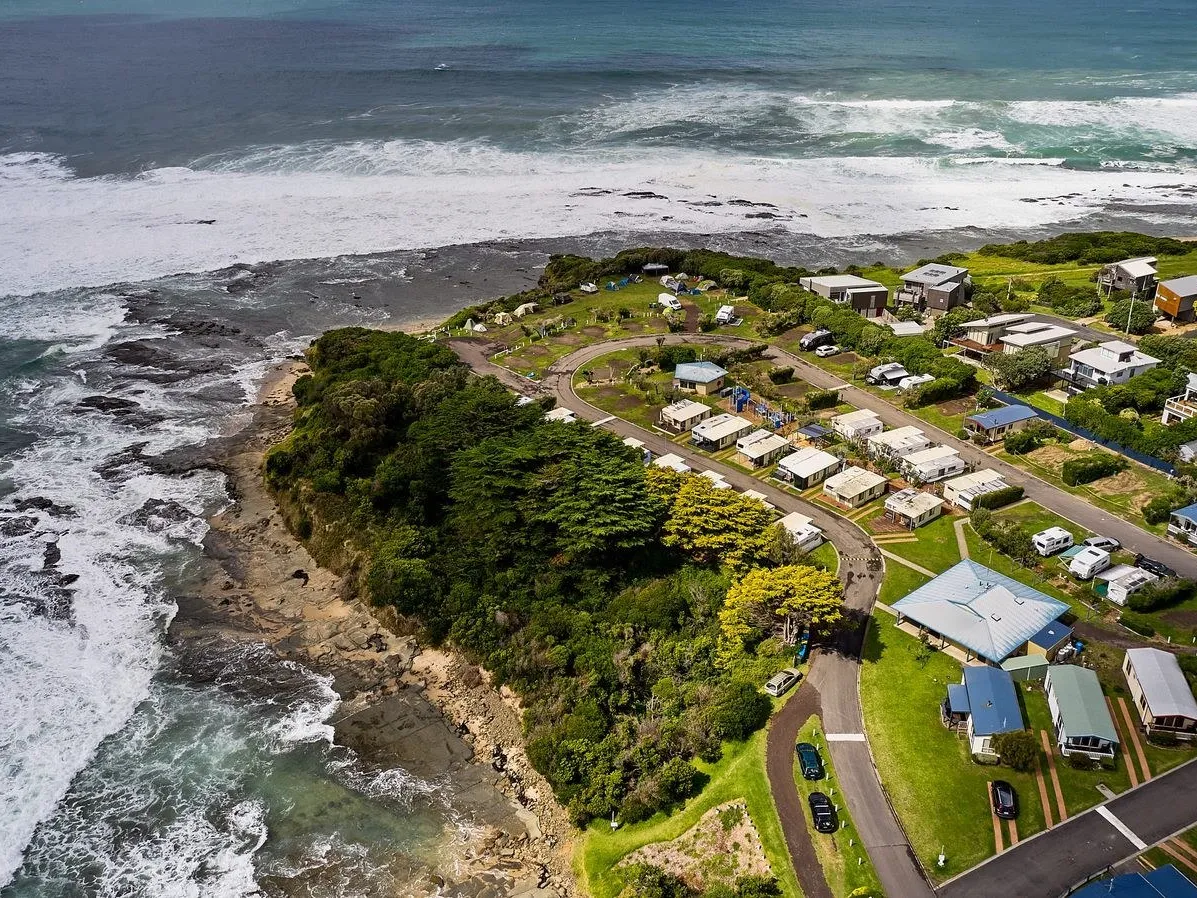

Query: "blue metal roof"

xmin=797 ymin=424 xmax=831 ymax=439
xmin=967 ymin=405 xmax=1038 ymax=429
xmin=673 ymin=361 xmax=728 ymax=383
xmin=1172 ymin=502 xmax=1197 ymax=525
xmin=1073 ymin=865 xmax=1197 ymax=898
xmin=964 ymin=666 xmax=1023 ymax=737
xmin=947 ymin=683 xmax=971 ymax=715
xmin=1029 ymin=621 xmax=1073 ymax=650
xmin=891 ymin=559 xmax=1071 ymax=662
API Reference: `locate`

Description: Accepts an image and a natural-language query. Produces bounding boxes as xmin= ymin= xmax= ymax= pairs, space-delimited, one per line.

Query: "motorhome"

xmin=1032 ymin=527 xmax=1074 ymax=557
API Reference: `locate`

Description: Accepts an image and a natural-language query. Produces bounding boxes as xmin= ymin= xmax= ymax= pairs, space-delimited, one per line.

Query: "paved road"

xmin=770 ymin=347 xmax=1197 ymax=579
xmin=939 ymin=758 xmax=1197 ymax=898
xmin=452 ymin=334 xmax=936 ymax=898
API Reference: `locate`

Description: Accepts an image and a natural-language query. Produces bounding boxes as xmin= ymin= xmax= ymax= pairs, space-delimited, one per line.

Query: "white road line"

xmin=825 ymin=733 xmax=867 ymax=742
xmin=590 ymin=415 xmax=616 ymax=426
xmin=1096 ymin=805 xmax=1147 ymax=850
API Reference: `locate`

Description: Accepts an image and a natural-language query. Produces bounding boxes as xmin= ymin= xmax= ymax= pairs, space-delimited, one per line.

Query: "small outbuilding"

xmin=1001 ymin=654 xmax=1050 ymax=683
xmin=884 ymin=488 xmax=942 ymax=530
xmin=1123 ymin=648 xmax=1197 ymax=741
xmin=673 ymin=361 xmax=728 ymax=395
xmin=822 ymin=466 xmax=888 ymax=508
xmin=736 ymin=430 xmax=792 ymax=468
xmin=776 ymin=447 xmax=842 ymax=488
xmin=659 ymin=398 xmax=712 ymax=433
xmin=1026 ymin=620 xmax=1074 ymax=661
xmin=1045 ymin=664 xmax=1119 ymax=760
xmin=964 ymin=405 xmax=1039 ymax=444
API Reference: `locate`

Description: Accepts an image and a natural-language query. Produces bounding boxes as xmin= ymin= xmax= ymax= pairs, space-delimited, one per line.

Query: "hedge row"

xmin=972 ymin=485 xmax=1025 ymax=510
xmin=1119 ymin=611 xmax=1156 ymax=638
xmin=1061 ymin=454 xmax=1127 ymax=486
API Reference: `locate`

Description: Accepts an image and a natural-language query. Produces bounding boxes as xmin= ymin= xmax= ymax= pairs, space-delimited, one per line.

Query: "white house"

xmin=776 ymin=447 xmax=842 ymax=488
xmin=652 ymin=453 xmax=691 ymax=473
xmin=884 ymin=488 xmax=943 ymax=530
xmin=776 ymin=511 xmax=824 ymax=553
xmin=700 ymin=470 xmax=733 ymax=490
xmin=691 ymin=413 xmax=753 ymax=451
xmin=1123 ymin=648 xmax=1197 ymax=741
xmin=998 ymin=322 xmax=1076 ymax=366
xmin=830 ymin=409 xmax=883 ymax=441
xmin=736 ymin=430 xmax=792 ymax=468
xmin=1095 ymin=565 xmax=1159 ymax=606
xmin=866 ymin=425 xmax=930 ymax=460
xmin=822 ymin=466 xmax=888 ymax=508
xmin=1060 ymin=340 xmax=1160 ymax=392
xmin=943 ymin=469 xmax=1007 ymax=510
xmin=659 ymin=399 xmax=712 ymax=433
xmin=901 ymin=446 xmax=965 ymax=483
xmin=1163 ymin=372 xmax=1197 ymax=426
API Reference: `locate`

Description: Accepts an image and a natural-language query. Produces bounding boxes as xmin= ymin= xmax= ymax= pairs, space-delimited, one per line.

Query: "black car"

xmin=991 ymin=780 xmax=1018 ymax=820
xmin=1135 ymin=553 xmax=1176 ymax=578
xmin=795 ymin=742 xmax=825 ymax=780
xmin=808 ymin=791 xmax=837 ymax=833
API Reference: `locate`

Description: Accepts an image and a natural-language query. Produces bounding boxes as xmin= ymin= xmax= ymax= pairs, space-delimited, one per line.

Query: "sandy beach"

xmin=169 ymin=360 xmax=577 ymax=898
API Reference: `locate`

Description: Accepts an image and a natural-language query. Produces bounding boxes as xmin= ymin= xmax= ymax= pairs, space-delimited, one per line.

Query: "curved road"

xmin=452 ymin=334 xmax=934 ymax=898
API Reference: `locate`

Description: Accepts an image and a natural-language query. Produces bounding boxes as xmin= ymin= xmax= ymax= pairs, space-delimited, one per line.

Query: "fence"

xmin=988 ymin=388 xmax=1177 ymax=476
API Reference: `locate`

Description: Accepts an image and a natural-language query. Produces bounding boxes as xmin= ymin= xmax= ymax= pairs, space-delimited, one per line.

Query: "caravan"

xmin=1069 ymin=547 xmax=1111 ymax=580
xmin=1032 ymin=527 xmax=1074 ymax=557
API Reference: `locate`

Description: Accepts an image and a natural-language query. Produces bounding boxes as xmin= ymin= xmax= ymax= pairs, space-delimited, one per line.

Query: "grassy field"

xmin=792 ymin=716 xmax=884 ymax=898
xmin=869 ymin=513 xmax=964 ymax=575
xmin=577 ymin=714 xmax=801 ymax=898
xmin=859 ymin=613 xmax=1047 ymax=881
xmin=877 ymin=561 xmax=930 ymax=607
xmin=572 ymin=345 xmax=723 ymax=431
xmin=806 ymin=540 xmax=840 ymax=574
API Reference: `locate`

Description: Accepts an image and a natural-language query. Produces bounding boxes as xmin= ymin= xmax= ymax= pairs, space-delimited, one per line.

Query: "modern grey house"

xmin=1097 ymin=256 xmax=1158 ymax=294
xmin=895 ymin=263 xmax=970 ymax=312
xmin=799 ymin=274 xmax=889 ymax=318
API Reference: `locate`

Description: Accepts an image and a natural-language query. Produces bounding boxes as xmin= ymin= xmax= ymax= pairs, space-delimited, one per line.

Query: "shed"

xmin=1027 ymin=620 xmax=1073 ymax=660
xmin=964 ymin=405 xmax=1039 ymax=444
xmin=1045 ymin=665 xmax=1119 ymax=759
xmin=1001 ymin=654 xmax=1050 ymax=683
xmin=1123 ymin=648 xmax=1197 ymax=741
xmin=776 ymin=447 xmax=842 ymax=488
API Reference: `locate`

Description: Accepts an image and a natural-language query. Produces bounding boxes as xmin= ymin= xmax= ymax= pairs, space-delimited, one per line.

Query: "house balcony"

xmin=894 ymin=289 xmax=922 ymax=306
xmin=1167 ymin=522 xmax=1197 ymax=545
xmin=1056 ymin=368 xmax=1105 ymax=393
xmin=1164 ymin=395 xmax=1197 ymax=425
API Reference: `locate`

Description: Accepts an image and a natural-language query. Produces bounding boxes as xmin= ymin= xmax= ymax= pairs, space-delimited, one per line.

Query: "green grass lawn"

xmin=859 ymin=613 xmax=1047 ymax=881
xmin=877 ymin=562 xmax=930 ymax=607
xmin=805 ymin=540 xmax=840 ymax=574
xmin=792 ymin=716 xmax=883 ymax=898
xmin=870 ymin=514 xmax=963 ymax=575
xmin=577 ymin=721 xmax=801 ymax=898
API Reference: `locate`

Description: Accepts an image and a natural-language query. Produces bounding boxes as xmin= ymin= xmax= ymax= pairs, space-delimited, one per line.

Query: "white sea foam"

xmin=2 ymin=136 xmax=1196 ymax=298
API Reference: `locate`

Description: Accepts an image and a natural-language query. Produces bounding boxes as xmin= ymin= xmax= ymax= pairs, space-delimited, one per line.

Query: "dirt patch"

xmin=520 ymin=343 xmax=550 ymax=357
xmin=835 ymin=351 xmax=860 ymax=365
xmin=1027 ymin=443 xmax=1076 ymax=472
xmin=551 ymin=332 xmax=582 ymax=345
xmin=682 ymin=300 xmax=700 ymax=333
xmin=587 ymin=386 xmax=643 ymax=412
xmin=936 ymin=396 xmax=975 ymax=416
xmin=775 ymin=382 xmax=811 ymax=399
xmin=1068 ymin=437 xmax=1096 ymax=451
xmin=1090 ymin=469 xmax=1153 ymax=508
xmin=619 ymin=802 xmax=772 ymax=890
xmin=1161 ymin=610 xmax=1197 ymax=628
xmin=622 ymin=321 xmax=645 ymax=333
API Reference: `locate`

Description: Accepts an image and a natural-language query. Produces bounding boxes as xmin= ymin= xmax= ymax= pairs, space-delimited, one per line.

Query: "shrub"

xmin=978 ymin=232 xmax=1190 ymax=265
xmin=805 ymin=388 xmax=840 ymax=410
xmin=973 ymin=485 xmax=1025 ymax=510
xmin=768 ymin=366 xmax=794 ymax=384
xmin=970 ymin=507 xmax=1038 ymax=566
xmin=1067 ymin=753 xmax=1100 ymax=771
xmin=992 ymin=730 xmax=1040 ymax=772
xmin=656 ymin=757 xmax=698 ymax=804
xmin=621 ymin=864 xmax=694 ymax=898
xmin=698 ymin=314 xmax=718 ymax=333
xmin=1105 ymin=298 xmax=1157 ymax=335
xmin=1120 ymin=611 xmax=1156 ymax=637
xmin=1147 ymin=732 xmax=1181 ymax=748
xmin=706 ymin=681 xmax=772 ymax=741
xmin=734 ymin=877 xmax=781 ymax=898
xmin=1147 ymin=490 xmax=1184 ymax=524
xmin=1061 ymin=454 xmax=1127 ymax=486
xmin=654 ymin=346 xmax=698 ymax=370
xmin=1127 ymin=579 xmax=1197 ymax=613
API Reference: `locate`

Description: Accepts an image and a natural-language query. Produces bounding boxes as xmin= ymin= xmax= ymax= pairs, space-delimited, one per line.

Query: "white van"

xmin=1068 ymin=546 xmax=1111 ymax=580
xmin=1032 ymin=526 xmax=1074 ymax=557
xmin=715 ymin=304 xmax=736 ymax=325
xmin=657 ymin=293 xmax=683 ymax=311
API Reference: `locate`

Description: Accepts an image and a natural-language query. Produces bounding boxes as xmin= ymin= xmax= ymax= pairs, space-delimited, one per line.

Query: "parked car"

xmin=795 ymin=742 xmax=825 ymax=780
xmin=799 ymin=328 xmax=835 ymax=351
xmin=1135 ymin=554 xmax=1176 ymax=578
xmin=814 ymin=344 xmax=840 ymax=358
xmin=808 ymin=791 xmax=837 ymax=833
xmin=764 ymin=669 xmax=801 ymax=697
xmin=1032 ymin=527 xmax=1074 ymax=557
xmin=991 ymin=780 xmax=1018 ymax=820
xmin=1083 ymin=536 xmax=1120 ymax=552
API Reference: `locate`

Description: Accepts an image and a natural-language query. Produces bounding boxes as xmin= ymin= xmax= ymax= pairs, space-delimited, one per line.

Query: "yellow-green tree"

xmin=719 ymin=565 xmax=844 ymax=646
xmin=656 ymin=475 xmax=775 ymax=572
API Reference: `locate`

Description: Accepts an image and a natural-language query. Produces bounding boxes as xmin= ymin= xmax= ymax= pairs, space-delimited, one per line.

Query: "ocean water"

xmin=2 ymin=1 xmax=1197 ymax=893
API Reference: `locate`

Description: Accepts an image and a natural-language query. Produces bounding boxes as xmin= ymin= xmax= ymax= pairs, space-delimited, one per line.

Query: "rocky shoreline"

xmin=170 ymin=360 xmax=577 ymax=898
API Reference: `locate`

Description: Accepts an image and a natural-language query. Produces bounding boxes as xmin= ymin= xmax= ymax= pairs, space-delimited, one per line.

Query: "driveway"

xmin=939 ymin=758 xmax=1197 ymax=898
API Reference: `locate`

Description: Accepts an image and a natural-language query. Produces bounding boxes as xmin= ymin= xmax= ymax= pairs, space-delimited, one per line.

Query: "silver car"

xmin=764 ymin=668 xmax=802 ymax=697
